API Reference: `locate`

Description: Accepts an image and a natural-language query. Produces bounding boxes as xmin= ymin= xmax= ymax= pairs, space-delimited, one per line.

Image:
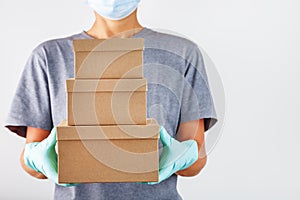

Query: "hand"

xmin=143 ymin=126 xmax=199 ymax=184
xmin=23 ymin=127 xmax=75 ymax=186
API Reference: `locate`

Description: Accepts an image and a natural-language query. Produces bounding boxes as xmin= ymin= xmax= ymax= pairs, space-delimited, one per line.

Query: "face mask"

xmin=86 ymin=0 xmax=141 ymax=20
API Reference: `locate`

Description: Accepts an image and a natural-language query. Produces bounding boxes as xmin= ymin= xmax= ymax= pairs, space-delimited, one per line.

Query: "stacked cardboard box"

xmin=56 ymin=38 xmax=159 ymax=183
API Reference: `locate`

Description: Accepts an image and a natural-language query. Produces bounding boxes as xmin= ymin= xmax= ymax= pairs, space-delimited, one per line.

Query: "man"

xmin=5 ymin=0 xmax=217 ymax=199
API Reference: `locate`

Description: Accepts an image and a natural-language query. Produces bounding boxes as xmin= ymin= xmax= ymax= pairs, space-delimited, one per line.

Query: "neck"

xmin=86 ymin=10 xmax=143 ymax=39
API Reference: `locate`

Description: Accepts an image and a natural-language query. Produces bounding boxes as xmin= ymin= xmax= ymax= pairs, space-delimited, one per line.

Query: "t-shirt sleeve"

xmin=180 ymin=45 xmax=218 ymax=132
xmin=4 ymin=46 xmax=53 ymax=138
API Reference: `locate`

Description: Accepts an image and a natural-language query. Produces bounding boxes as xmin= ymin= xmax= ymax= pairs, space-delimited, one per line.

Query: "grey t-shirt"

xmin=5 ymin=27 xmax=217 ymax=200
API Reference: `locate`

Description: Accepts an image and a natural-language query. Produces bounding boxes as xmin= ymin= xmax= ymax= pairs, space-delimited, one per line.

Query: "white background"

xmin=1 ymin=0 xmax=300 ymax=199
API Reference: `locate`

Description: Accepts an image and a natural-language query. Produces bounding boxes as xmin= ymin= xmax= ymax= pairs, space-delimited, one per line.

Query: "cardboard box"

xmin=73 ymin=38 xmax=144 ymax=79
xmin=67 ymin=78 xmax=147 ymax=125
xmin=56 ymin=119 xmax=159 ymax=183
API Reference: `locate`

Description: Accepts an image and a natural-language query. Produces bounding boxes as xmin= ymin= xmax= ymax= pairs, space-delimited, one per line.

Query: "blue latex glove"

xmin=144 ymin=126 xmax=199 ymax=184
xmin=23 ymin=127 xmax=75 ymax=186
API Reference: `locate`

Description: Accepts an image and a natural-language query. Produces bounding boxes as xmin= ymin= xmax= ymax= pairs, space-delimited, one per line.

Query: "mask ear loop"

xmin=134 ymin=1 xmax=141 ymax=19
xmin=137 ymin=1 xmax=142 ymax=10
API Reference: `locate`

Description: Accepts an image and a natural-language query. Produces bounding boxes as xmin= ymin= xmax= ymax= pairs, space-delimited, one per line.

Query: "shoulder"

xmin=144 ymin=28 xmax=199 ymax=50
xmin=143 ymin=28 xmax=202 ymax=60
xmin=31 ymin=32 xmax=86 ymax=57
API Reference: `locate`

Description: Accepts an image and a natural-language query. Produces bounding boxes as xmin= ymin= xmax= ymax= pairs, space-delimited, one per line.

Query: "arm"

xmin=20 ymin=127 xmax=50 ymax=179
xmin=175 ymin=119 xmax=207 ymax=177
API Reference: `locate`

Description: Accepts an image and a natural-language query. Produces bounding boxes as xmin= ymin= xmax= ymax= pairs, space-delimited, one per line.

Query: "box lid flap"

xmin=66 ymin=78 xmax=147 ymax=92
xmin=57 ymin=119 xmax=159 ymax=140
xmin=73 ymin=38 xmax=144 ymax=52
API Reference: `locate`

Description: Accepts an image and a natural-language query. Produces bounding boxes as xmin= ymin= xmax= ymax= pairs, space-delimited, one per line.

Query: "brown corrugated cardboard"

xmin=56 ymin=119 xmax=159 ymax=183
xmin=73 ymin=38 xmax=144 ymax=79
xmin=67 ymin=78 xmax=147 ymax=125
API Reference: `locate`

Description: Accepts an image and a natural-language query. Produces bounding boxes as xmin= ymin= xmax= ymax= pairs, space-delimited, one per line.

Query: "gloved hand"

xmin=23 ymin=127 xmax=75 ymax=186
xmin=144 ymin=126 xmax=199 ymax=184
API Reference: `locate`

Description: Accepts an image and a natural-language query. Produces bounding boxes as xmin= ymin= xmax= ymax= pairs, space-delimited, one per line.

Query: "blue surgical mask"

xmin=86 ymin=0 xmax=141 ymax=20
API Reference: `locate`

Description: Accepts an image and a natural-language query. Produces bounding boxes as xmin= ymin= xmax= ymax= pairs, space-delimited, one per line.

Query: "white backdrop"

xmin=1 ymin=0 xmax=300 ymax=199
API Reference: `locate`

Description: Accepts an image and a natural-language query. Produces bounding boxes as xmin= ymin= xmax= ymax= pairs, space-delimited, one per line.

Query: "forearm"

xmin=176 ymin=138 xmax=207 ymax=177
xmin=175 ymin=119 xmax=207 ymax=177
xmin=20 ymin=148 xmax=47 ymax=179
xmin=175 ymin=153 xmax=207 ymax=176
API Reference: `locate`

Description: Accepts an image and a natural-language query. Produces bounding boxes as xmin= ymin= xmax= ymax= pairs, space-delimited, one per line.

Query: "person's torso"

xmin=40 ymin=28 xmax=197 ymax=200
